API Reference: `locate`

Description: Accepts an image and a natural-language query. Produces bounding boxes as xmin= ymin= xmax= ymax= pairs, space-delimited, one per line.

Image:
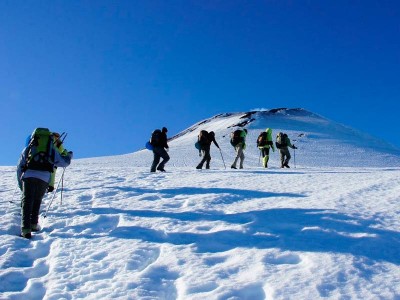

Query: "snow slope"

xmin=1 ymin=109 xmax=400 ymax=299
xmin=81 ymin=108 xmax=400 ymax=169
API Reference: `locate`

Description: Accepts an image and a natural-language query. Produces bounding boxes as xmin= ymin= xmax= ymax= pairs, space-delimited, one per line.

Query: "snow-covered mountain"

xmin=80 ymin=108 xmax=400 ymax=169
xmin=1 ymin=108 xmax=400 ymax=299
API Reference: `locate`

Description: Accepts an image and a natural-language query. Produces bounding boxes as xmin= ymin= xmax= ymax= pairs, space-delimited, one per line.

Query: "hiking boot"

xmin=284 ymin=164 xmax=290 ymax=168
xmin=157 ymin=167 xmax=166 ymax=172
xmin=196 ymin=165 xmax=202 ymax=170
xmin=205 ymin=164 xmax=210 ymax=169
xmin=231 ymin=165 xmax=237 ymax=169
xmin=21 ymin=228 xmax=32 ymax=239
xmin=31 ymin=224 xmax=41 ymax=232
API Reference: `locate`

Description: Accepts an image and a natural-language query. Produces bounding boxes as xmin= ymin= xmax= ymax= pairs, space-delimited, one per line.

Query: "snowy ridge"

xmin=1 ymin=109 xmax=400 ymax=299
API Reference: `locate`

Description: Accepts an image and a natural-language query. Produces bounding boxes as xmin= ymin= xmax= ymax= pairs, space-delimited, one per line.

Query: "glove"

xmin=48 ymin=186 xmax=54 ymax=193
xmin=293 ymin=145 xmax=297 ymax=149
xmin=199 ymin=152 xmax=202 ymax=157
xmin=68 ymin=151 xmax=74 ymax=158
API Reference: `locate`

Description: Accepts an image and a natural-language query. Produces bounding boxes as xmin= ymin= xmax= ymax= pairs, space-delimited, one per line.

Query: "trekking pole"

xmin=60 ymin=168 xmax=65 ymax=205
xmin=9 ymin=184 xmax=19 ymax=204
xmin=53 ymin=132 xmax=68 ymax=147
xmin=47 ymin=133 xmax=68 ymax=210
xmin=61 ymin=133 xmax=68 ymax=143
xmin=53 ymin=132 xmax=65 ymax=146
xmin=43 ymin=167 xmax=65 ymax=218
xmin=219 ymin=148 xmax=226 ymax=169
xmin=10 ymin=171 xmax=24 ymax=205
xmin=294 ymin=148 xmax=296 ymax=168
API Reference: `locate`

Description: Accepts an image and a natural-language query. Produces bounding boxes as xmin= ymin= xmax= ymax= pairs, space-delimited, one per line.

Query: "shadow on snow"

xmin=102 ymin=208 xmax=400 ymax=265
xmin=42 ymin=187 xmax=400 ymax=264
xmin=49 ymin=182 xmax=400 ymax=265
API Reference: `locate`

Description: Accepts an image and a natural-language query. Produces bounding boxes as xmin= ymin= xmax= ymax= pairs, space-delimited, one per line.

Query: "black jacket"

xmin=159 ymin=132 xmax=169 ymax=149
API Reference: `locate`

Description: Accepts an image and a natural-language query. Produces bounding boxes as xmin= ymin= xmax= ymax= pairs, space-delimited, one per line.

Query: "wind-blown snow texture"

xmin=1 ymin=109 xmax=400 ymax=299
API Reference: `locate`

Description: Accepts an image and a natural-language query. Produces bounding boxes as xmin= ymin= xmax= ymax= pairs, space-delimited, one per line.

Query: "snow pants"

xmin=197 ymin=147 xmax=211 ymax=169
xmin=260 ymin=147 xmax=271 ymax=168
xmin=232 ymin=144 xmax=245 ymax=168
xmin=279 ymin=147 xmax=291 ymax=167
xmin=21 ymin=177 xmax=48 ymax=230
xmin=151 ymin=147 xmax=170 ymax=172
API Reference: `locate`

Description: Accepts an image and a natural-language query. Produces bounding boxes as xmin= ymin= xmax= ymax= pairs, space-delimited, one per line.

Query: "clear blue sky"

xmin=1 ymin=1 xmax=399 ymax=166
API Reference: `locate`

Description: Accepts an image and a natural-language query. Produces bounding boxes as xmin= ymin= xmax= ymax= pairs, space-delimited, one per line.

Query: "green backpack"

xmin=25 ymin=128 xmax=55 ymax=172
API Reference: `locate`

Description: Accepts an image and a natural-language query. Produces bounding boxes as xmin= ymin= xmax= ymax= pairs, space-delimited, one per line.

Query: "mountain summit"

xmin=82 ymin=108 xmax=400 ymax=168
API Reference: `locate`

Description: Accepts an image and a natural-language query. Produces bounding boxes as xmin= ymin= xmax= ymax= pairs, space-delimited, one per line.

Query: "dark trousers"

xmin=260 ymin=147 xmax=270 ymax=157
xmin=151 ymin=147 xmax=170 ymax=172
xmin=279 ymin=147 xmax=291 ymax=167
xmin=197 ymin=148 xmax=211 ymax=168
xmin=21 ymin=177 xmax=48 ymax=229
